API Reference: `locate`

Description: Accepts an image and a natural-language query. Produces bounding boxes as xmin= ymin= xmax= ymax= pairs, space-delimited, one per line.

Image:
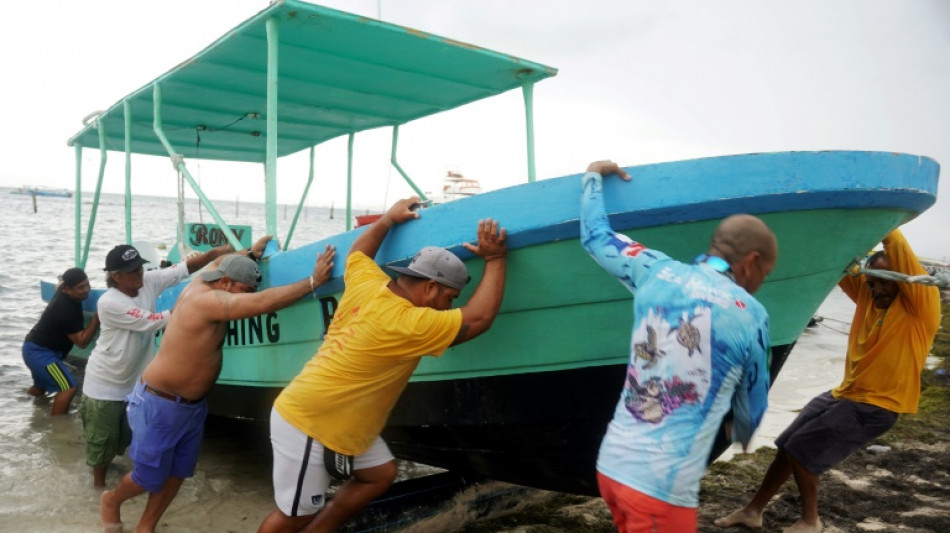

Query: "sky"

xmin=1 ymin=1 xmax=949 ymax=259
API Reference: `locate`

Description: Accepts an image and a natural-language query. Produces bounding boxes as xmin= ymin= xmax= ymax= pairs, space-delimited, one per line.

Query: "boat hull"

xmin=55 ymin=151 xmax=939 ymax=494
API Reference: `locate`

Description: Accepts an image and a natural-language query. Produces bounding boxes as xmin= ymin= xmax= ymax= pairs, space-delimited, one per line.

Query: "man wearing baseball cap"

xmin=258 ymin=197 xmax=507 ymax=533
xmin=100 ymin=242 xmax=336 ymax=533
xmin=22 ymin=267 xmax=100 ymax=416
xmin=81 ymin=239 xmax=253 ymax=488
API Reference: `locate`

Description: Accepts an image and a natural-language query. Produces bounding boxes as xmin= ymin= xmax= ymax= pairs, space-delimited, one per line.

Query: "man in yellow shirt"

xmin=715 ymin=228 xmax=940 ymax=533
xmin=258 ymin=196 xmax=508 ymax=533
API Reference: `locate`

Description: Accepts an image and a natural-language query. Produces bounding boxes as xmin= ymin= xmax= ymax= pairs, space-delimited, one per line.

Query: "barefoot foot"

xmin=782 ymin=518 xmax=823 ymax=533
xmin=100 ymin=490 xmax=123 ymax=532
xmin=714 ymin=507 xmax=763 ymax=528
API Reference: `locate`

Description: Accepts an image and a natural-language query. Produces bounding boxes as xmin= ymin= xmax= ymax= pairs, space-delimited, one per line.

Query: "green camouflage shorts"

xmin=80 ymin=396 xmax=132 ymax=467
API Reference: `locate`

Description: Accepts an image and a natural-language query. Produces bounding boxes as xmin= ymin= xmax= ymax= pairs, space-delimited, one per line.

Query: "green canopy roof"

xmin=67 ymin=0 xmax=557 ymax=163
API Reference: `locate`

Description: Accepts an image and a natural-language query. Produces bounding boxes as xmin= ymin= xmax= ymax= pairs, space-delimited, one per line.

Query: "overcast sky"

xmin=2 ymin=1 xmax=948 ymax=259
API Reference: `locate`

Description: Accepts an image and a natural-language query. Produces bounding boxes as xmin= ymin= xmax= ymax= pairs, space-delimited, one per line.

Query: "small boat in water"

xmin=54 ymin=0 xmax=939 ymax=495
xmin=11 ymin=186 xmax=72 ymax=198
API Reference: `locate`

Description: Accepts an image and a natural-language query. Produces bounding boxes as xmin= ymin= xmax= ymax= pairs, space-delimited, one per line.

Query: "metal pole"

xmin=152 ymin=83 xmax=244 ymax=251
xmin=74 ymin=144 xmax=82 ymax=266
xmin=522 ymin=82 xmax=536 ymax=183
xmin=286 ymin=146 xmax=316 ymax=249
xmin=124 ymin=100 xmax=133 ymax=244
xmin=265 ymin=16 xmax=280 ymax=238
xmin=80 ymin=123 xmax=109 ymax=269
xmin=390 ymin=126 xmax=429 ymax=201
xmin=346 ymin=133 xmax=354 ymax=231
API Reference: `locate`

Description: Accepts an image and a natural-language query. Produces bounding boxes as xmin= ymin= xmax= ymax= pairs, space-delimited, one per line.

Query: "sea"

xmin=0 ymin=189 xmax=857 ymax=532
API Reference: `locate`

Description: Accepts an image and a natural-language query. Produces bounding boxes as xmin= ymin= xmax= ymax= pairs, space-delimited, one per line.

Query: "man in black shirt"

xmin=23 ymin=267 xmax=100 ymax=415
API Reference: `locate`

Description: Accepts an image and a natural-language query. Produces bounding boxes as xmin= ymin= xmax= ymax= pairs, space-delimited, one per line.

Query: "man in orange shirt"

xmin=714 ymin=228 xmax=940 ymax=533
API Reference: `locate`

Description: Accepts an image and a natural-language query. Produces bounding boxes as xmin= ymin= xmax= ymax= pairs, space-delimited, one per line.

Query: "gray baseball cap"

xmin=388 ymin=246 xmax=470 ymax=290
xmin=201 ymin=255 xmax=262 ymax=289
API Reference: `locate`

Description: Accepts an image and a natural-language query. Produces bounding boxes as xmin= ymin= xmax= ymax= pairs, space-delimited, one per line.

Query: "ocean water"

xmin=0 ymin=189 xmax=856 ymax=532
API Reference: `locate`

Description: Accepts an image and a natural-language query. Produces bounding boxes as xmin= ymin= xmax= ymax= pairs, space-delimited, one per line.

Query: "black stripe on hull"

xmin=208 ymin=344 xmax=793 ymax=496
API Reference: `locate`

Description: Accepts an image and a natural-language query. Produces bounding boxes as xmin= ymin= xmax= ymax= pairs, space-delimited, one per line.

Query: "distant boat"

xmin=11 ymin=186 xmax=72 ymax=198
xmin=435 ymin=169 xmax=481 ymax=204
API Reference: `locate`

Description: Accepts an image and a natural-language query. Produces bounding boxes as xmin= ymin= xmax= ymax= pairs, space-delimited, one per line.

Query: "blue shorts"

xmin=126 ymin=380 xmax=207 ymax=493
xmin=22 ymin=341 xmax=77 ymax=393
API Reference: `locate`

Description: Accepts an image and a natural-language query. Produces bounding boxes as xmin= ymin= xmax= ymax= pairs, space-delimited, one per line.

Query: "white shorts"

xmin=269 ymin=406 xmax=394 ymax=517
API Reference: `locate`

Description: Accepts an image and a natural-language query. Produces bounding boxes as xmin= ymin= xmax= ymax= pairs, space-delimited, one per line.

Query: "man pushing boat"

xmin=582 ymin=160 xmax=778 ymax=533
xmin=99 ymin=243 xmax=336 ymax=533
xmin=714 ymin=228 xmax=940 ymax=533
xmin=257 ymin=197 xmax=508 ymax=533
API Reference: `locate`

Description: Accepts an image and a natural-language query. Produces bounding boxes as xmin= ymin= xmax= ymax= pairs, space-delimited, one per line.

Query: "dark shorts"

xmin=127 ymin=380 xmax=207 ymax=493
xmin=776 ymin=391 xmax=898 ymax=475
xmin=22 ymin=341 xmax=77 ymax=393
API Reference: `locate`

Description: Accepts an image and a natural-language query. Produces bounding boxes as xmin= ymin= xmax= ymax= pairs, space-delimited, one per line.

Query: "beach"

xmin=1 ymin=191 xmax=947 ymax=532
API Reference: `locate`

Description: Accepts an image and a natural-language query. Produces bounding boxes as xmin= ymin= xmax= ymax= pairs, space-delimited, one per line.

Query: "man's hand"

xmin=381 ymin=197 xmax=423 ymax=227
xmin=463 ymin=219 xmax=507 ymax=261
xmin=587 ymin=160 xmax=631 ymax=181
xmin=312 ymin=244 xmax=336 ymax=286
xmin=251 ymin=235 xmax=274 ymax=257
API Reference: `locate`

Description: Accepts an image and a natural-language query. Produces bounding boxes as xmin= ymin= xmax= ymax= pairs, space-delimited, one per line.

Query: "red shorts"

xmin=597 ymin=471 xmax=697 ymax=533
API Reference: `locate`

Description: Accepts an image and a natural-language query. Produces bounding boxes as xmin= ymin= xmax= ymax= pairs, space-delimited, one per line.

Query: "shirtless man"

xmin=99 ymin=244 xmax=335 ymax=533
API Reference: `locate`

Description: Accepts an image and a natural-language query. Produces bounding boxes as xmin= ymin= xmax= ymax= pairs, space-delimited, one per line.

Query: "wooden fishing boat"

xmin=57 ymin=0 xmax=939 ymax=495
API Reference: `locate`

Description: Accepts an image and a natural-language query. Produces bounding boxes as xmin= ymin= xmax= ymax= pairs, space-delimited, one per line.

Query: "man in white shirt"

xmin=80 ymin=240 xmax=261 ymax=488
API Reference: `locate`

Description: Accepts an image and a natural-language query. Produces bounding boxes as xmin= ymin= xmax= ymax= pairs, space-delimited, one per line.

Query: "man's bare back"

xmin=141 ymin=245 xmax=336 ymax=401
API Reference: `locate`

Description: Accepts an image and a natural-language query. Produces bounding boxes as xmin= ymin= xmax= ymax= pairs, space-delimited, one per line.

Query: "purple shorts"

xmin=776 ymin=391 xmax=897 ymax=475
xmin=126 ymin=380 xmax=207 ymax=493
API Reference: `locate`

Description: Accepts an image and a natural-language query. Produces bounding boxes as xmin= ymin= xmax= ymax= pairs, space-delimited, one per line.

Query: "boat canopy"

xmin=66 ymin=0 xmax=557 ymax=162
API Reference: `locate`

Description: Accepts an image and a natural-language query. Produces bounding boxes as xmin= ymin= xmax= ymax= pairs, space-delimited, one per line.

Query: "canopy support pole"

xmin=124 ymin=100 xmax=133 ymax=244
xmin=152 ymin=83 xmax=244 ymax=251
xmin=264 ymin=16 xmax=280 ymax=238
xmin=79 ymin=125 xmax=108 ymax=269
xmin=346 ymin=133 xmax=354 ymax=231
xmin=390 ymin=126 xmax=429 ymax=201
xmin=522 ymin=82 xmax=537 ymax=183
xmin=285 ymin=146 xmax=315 ymax=249
xmin=74 ymin=145 xmax=82 ymax=266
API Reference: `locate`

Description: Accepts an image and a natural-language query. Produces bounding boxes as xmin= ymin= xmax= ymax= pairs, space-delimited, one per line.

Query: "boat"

xmin=55 ymin=0 xmax=939 ymax=496
xmin=435 ymin=169 xmax=482 ymax=204
xmin=11 ymin=185 xmax=72 ymax=198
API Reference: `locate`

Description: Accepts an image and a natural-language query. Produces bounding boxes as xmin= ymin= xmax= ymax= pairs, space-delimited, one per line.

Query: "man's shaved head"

xmin=710 ymin=214 xmax=778 ymax=266
xmin=708 ymin=214 xmax=778 ymax=294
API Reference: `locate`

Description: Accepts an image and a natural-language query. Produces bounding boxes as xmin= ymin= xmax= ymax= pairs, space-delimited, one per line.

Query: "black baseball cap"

xmin=104 ymin=244 xmax=149 ymax=272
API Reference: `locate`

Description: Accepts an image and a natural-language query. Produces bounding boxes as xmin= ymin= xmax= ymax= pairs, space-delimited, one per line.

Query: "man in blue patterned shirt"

xmin=582 ymin=160 xmax=777 ymax=532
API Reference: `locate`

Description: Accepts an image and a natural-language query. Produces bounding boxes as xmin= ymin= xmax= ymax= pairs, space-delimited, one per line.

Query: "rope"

xmin=816 ymin=321 xmax=851 ymax=336
xmin=845 ymin=256 xmax=950 ymax=289
xmin=177 ymin=169 xmax=187 ymax=262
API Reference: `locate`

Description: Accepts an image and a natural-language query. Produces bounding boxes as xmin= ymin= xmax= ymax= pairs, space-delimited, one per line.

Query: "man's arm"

xmin=731 ymin=319 xmax=771 ymax=450
xmin=199 ymin=245 xmax=335 ymax=322
xmin=453 ymin=219 xmax=507 ymax=346
xmin=349 ymin=198 xmax=422 ymax=259
xmin=580 ymin=160 xmax=666 ymax=291
xmin=98 ymin=298 xmax=171 ymax=333
xmin=66 ymin=313 xmax=99 ymax=349
xmin=883 ymin=229 xmax=940 ymax=319
xmin=184 ymin=240 xmax=250 ymax=275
